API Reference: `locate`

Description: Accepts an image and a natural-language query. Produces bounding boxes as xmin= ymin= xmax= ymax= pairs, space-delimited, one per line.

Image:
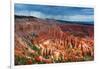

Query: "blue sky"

xmin=15 ymin=3 xmax=94 ymax=23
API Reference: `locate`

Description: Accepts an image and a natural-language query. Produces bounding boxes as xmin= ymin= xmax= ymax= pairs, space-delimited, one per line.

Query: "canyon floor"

xmin=15 ymin=16 xmax=94 ymax=65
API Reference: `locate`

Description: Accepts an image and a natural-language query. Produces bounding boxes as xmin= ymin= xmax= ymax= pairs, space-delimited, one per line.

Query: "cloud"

xmin=67 ymin=15 xmax=94 ymax=22
xmin=81 ymin=8 xmax=94 ymax=15
xmin=15 ymin=10 xmax=94 ymax=22
xmin=15 ymin=10 xmax=29 ymax=16
xmin=30 ymin=11 xmax=46 ymax=18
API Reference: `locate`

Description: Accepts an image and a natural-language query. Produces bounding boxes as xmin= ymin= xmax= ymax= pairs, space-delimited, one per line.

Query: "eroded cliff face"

xmin=15 ymin=16 xmax=94 ymax=65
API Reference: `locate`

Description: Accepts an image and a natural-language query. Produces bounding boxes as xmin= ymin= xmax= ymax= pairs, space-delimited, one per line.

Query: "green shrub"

xmin=15 ymin=56 xmax=28 ymax=65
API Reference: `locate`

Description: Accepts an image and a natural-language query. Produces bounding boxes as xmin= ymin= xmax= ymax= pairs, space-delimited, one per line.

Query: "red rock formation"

xmin=15 ymin=16 xmax=94 ymax=65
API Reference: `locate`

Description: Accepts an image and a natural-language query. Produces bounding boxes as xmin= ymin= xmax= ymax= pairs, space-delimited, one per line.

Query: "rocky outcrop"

xmin=15 ymin=15 xmax=94 ymax=65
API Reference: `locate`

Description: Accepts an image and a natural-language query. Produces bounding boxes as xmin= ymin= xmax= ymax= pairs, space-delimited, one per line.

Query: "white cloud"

xmin=81 ymin=9 xmax=94 ymax=14
xmin=30 ymin=11 xmax=45 ymax=18
xmin=15 ymin=10 xmax=29 ymax=16
xmin=15 ymin=11 xmax=94 ymax=22
xmin=67 ymin=15 xmax=94 ymax=22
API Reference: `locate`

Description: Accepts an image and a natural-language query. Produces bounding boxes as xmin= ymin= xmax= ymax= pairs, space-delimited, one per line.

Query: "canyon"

xmin=15 ymin=16 xmax=94 ymax=65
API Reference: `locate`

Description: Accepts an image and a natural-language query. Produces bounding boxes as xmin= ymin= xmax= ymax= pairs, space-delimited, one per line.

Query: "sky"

xmin=15 ymin=3 xmax=94 ymax=23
